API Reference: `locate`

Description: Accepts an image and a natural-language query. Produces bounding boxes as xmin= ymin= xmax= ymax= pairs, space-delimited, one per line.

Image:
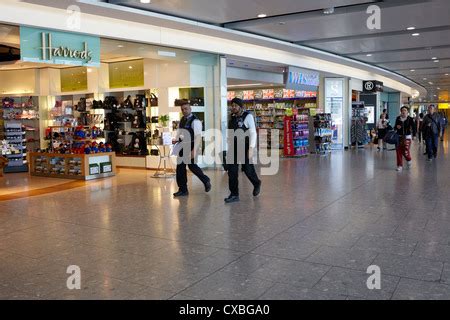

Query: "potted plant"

xmin=159 ymin=114 xmax=170 ymax=127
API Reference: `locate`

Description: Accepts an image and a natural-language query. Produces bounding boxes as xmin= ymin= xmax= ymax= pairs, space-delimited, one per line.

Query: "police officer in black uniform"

xmin=225 ymin=98 xmax=261 ymax=203
xmin=173 ymin=101 xmax=211 ymax=197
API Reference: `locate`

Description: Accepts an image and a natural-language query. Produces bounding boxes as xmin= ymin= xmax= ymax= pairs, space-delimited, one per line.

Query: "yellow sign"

xmin=109 ymin=59 xmax=144 ymax=89
xmin=60 ymin=67 xmax=88 ymax=92
xmin=439 ymin=103 xmax=449 ymax=109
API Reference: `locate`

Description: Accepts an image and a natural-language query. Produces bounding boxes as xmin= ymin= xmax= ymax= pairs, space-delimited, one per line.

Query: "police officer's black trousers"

xmin=228 ymin=163 xmax=261 ymax=196
xmin=176 ymin=159 xmax=210 ymax=192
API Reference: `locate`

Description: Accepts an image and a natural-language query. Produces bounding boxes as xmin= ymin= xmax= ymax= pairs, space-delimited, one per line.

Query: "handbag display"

xmin=76 ymin=98 xmax=87 ymax=112
xmin=150 ymin=93 xmax=158 ymax=106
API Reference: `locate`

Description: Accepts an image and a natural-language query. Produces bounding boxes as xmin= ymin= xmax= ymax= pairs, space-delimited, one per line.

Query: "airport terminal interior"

xmin=1 ymin=0 xmax=450 ymax=301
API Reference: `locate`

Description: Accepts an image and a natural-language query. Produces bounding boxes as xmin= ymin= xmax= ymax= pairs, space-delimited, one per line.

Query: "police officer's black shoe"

xmin=173 ymin=190 xmax=189 ymax=197
xmin=253 ymin=182 xmax=261 ymax=197
xmin=205 ymin=181 xmax=212 ymax=193
xmin=224 ymin=195 xmax=240 ymax=203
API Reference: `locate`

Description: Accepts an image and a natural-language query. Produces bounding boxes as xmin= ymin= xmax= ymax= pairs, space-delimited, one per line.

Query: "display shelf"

xmin=314 ymin=113 xmax=333 ymax=155
xmin=30 ymin=152 xmax=116 ymax=180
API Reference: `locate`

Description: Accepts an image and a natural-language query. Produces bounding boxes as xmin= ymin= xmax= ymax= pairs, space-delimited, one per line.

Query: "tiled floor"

xmin=1 ymin=139 xmax=450 ymax=300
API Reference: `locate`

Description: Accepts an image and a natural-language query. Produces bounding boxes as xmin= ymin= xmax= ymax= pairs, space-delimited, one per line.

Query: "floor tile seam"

xmin=389 ymin=277 xmax=403 ymax=300
xmin=254 ymin=281 xmax=279 ymax=300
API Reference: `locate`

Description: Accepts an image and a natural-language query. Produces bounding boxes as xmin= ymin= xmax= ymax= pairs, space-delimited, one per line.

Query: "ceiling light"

xmin=410 ymin=69 xmax=415 ymax=72
xmin=432 ymin=57 xmax=437 ymax=60
xmin=129 ymin=66 xmax=133 ymax=69
xmin=429 ymin=82 xmax=434 ymax=85
xmin=117 ymin=45 xmax=124 ymax=48
xmin=323 ymin=7 xmax=335 ymax=14
xmin=423 ymin=78 xmax=427 ymax=80
xmin=140 ymin=0 xmax=151 ymax=3
xmin=407 ymin=27 xmax=416 ymax=30
xmin=412 ymin=33 xmax=420 ymax=36
xmin=184 ymin=61 xmax=188 ymax=63
xmin=437 ymin=87 xmax=441 ymax=90
xmin=257 ymin=14 xmax=267 ymax=18
xmin=278 ymin=22 xmax=286 ymax=25
xmin=158 ymin=50 xmax=176 ymax=57
xmin=228 ymin=83 xmax=263 ymax=88
xmin=434 ymin=60 xmax=440 ymax=63
xmin=366 ymin=54 xmax=372 ymax=57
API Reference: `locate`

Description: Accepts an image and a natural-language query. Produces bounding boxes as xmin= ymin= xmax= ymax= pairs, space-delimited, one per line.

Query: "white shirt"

xmin=244 ymin=113 xmax=258 ymax=149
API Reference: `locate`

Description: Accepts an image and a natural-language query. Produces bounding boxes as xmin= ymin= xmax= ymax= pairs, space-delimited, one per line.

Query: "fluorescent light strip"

xmin=157 ymin=50 xmax=176 ymax=57
xmin=228 ymin=83 xmax=264 ymax=88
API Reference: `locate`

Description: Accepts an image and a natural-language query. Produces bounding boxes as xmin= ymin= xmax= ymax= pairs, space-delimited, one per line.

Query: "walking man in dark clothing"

xmin=224 ymin=98 xmax=261 ymax=203
xmin=173 ymin=101 xmax=211 ymax=197
xmin=423 ymin=104 xmax=442 ymax=161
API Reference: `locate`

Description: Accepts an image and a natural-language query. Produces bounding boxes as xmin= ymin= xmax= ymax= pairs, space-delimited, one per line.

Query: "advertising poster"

xmin=283 ymin=116 xmax=294 ymax=156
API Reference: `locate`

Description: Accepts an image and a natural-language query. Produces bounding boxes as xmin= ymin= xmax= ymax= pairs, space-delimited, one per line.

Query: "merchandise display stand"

xmin=314 ymin=113 xmax=333 ymax=155
xmin=29 ymin=152 xmax=116 ymax=180
xmin=152 ymin=144 xmax=175 ymax=178
xmin=351 ymin=103 xmax=368 ymax=148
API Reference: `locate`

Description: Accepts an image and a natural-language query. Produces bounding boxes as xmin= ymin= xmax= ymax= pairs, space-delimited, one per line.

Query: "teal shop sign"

xmin=20 ymin=26 xmax=100 ymax=67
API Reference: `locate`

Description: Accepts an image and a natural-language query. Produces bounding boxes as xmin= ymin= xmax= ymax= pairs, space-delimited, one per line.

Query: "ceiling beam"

xmin=346 ymin=44 xmax=450 ymax=56
xmin=297 ymin=25 xmax=450 ymax=45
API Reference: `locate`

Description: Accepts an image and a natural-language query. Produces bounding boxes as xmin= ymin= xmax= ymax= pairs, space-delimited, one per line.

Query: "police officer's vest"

xmin=179 ymin=114 xmax=199 ymax=150
xmin=229 ymin=111 xmax=250 ymax=132
xmin=229 ymin=111 xmax=251 ymax=154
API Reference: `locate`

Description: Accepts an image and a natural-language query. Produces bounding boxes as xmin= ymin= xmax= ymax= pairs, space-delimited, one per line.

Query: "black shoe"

xmin=173 ymin=190 xmax=189 ymax=197
xmin=205 ymin=181 xmax=211 ymax=193
xmin=224 ymin=195 xmax=240 ymax=203
xmin=253 ymin=182 xmax=261 ymax=197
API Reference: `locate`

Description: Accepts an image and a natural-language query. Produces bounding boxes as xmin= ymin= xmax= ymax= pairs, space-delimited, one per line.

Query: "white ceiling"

xmin=105 ymin=0 xmax=450 ymax=102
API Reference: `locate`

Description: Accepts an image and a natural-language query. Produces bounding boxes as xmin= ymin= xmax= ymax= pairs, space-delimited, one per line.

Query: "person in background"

xmin=417 ymin=112 xmax=424 ymax=144
xmin=382 ymin=108 xmax=390 ymax=121
xmin=173 ymin=101 xmax=211 ymax=197
xmin=439 ymin=112 xmax=448 ymax=141
xmin=395 ymin=106 xmax=415 ymax=172
xmin=423 ymin=105 xmax=442 ymax=161
xmin=224 ymin=98 xmax=262 ymax=203
xmin=376 ymin=113 xmax=388 ymax=151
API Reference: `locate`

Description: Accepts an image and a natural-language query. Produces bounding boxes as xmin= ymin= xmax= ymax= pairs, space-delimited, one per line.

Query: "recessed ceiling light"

xmin=366 ymin=54 xmax=372 ymax=57
xmin=412 ymin=33 xmax=420 ymax=36
xmin=257 ymin=14 xmax=267 ymax=18
xmin=437 ymin=87 xmax=441 ymax=90
xmin=129 ymin=66 xmax=133 ymax=69
xmin=429 ymin=82 xmax=434 ymax=85
xmin=407 ymin=27 xmax=416 ymax=30
xmin=323 ymin=7 xmax=335 ymax=14
xmin=184 ymin=61 xmax=188 ymax=63
xmin=423 ymin=78 xmax=427 ymax=80
xmin=434 ymin=60 xmax=440 ymax=63
xmin=117 ymin=45 xmax=124 ymax=48
xmin=410 ymin=69 xmax=415 ymax=72
xmin=140 ymin=0 xmax=151 ymax=3
xmin=432 ymin=57 xmax=437 ymax=60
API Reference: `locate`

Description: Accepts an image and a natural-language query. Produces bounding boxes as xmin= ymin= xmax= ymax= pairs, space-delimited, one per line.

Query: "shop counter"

xmin=29 ymin=152 xmax=116 ymax=180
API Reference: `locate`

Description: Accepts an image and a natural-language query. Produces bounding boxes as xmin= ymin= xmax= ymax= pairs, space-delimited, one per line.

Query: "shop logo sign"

xmin=365 ymin=81 xmax=375 ymax=91
xmin=20 ymin=26 xmax=100 ymax=67
xmin=41 ymin=32 xmax=93 ymax=63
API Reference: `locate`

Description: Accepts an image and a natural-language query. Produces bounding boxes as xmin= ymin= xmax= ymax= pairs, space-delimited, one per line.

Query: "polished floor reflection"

xmin=1 ymin=140 xmax=450 ymax=300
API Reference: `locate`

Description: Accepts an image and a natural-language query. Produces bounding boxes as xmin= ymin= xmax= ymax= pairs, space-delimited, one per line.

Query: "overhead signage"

xmin=20 ymin=26 xmax=100 ymax=67
xmin=363 ymin=80 xmax=384 ymax=92
xmin=285 ymin=67 xmax=320 ymax=91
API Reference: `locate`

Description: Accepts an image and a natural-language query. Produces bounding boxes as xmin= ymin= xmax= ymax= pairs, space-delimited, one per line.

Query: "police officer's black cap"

xmin=231 ymin=98 xmax=243 ymax=107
